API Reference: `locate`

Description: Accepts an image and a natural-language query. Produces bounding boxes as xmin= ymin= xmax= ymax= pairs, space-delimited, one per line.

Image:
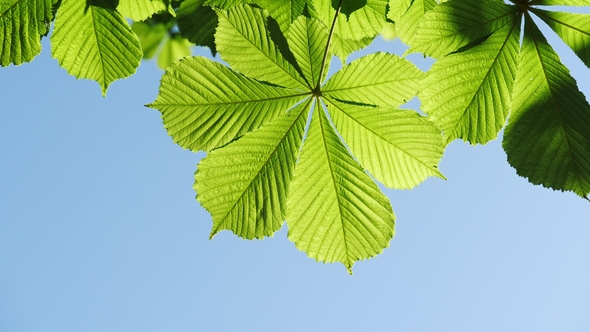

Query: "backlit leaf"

xmin=117 ymin=0 xmax=171 ymax=21
xmin=197 ymin=100 xmax=310 ymax=239
xmin=396 ymin=0 xmax=437 ymax=45
xmin=215 ymin=4 xmax=308 ymax=89
xmin=420 ymin=18 xmax=521 ymax=145
xmin=387 ymin=0 xmax=412 ymax=22
xmin=0 ymin=0 xmax=57 ymax=66
xmin=312 ymin=0 xmax=388 ymax=40
xmin=410 ymin=0 xmax=518 ymax=58
xmin=286 ymin=107 xmax=395 ymax=273
xmin=533 ymin=0 xmax=590 ymax=6
xmin=51 ymin=0 xmax=142 ymax=96
xmin=253 ymin=0 xmax=315 ymax=32
xmin=330 ymin=34 xmax=374 ymax=61
xmin=148 ymin=56 xmax=306 ymax=152
xmin=323 ymin=52 xmax=423 ymax=108
xmin=326 ymin=100 xmax=444 ymax=189
xmin=149 ymin=2 xmax=446 ymax=271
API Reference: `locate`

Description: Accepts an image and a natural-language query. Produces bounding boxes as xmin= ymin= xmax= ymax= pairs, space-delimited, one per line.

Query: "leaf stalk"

xmin=315 ymin=0 xmax=345 ymax=91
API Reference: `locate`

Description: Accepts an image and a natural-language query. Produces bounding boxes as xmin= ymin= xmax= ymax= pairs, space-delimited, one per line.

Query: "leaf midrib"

xmin=224 ymin=9 xmax=309 ymax=90
xmin=210 ymin=97 xmax=312 ymax=237
xmin=152 ymin=91 xmax=311 ymax=107
xmin=316 ymin=104 xmax=353 ymax=270
xmin=414 ymin=8 xmax=518 ymax=52
xmin=90 ymin=4 xmax=107 ymax=91
xmin=447 ymin=17 xmax=520 ymax=144
xmin=0 ymin=0 xmax=20 ymax=18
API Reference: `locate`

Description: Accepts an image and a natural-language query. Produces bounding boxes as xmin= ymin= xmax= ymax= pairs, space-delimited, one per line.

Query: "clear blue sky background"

xmin=1 ymin=9 xmax=590 ymax=332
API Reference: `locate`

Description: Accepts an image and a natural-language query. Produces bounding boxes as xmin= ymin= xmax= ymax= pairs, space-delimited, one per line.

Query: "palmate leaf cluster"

xmin=2 ymin=0 xmax=590 ymax=271
xmin=149 ymin=3 xmax=445 ymax=272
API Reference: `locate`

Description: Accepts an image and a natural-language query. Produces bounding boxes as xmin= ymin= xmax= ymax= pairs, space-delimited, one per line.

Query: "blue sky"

xmin=1 ymin=9 xmax=590 ymax=332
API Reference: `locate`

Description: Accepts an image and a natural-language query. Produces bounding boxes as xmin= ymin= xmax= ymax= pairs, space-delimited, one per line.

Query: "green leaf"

xmin=504 ymin=16 xmax=590 ymax=198
xmin=312 ymin=0 xmax=388 ymax=40
xmin=534 ymin=9 xmax=590 ymax=70
xmin=329 ymin=34 xmax=374 ymax=61
xmin=420 ymin=18 xmax=521 ymax=145
xmin=253 ymin=0 xmax=315 ymax=32
xmin=286 ymin=106 xmax=395 ymax=273
xmin=215 ymin=4 xmax=308 ymax=89
xmin=410 ymin=0 xmax=518 ymax=58
xmin=148 ymin=56 xmax=306 ymax=152
xmin=323 ymin=52 xmax=423 ymax=108
xmin=51 ymin=0 xmax=142 ymax=96
xmin=387 ymin=0 xmax=412 ymax=22
xmin=325 ymin=100 xmax=445 ymax=189
xmin=196 ymin=100 xmax=311 ymax=239
xmin=532 ymin=0 xmax=590 ymax=6
xmin=132 ymin=21 xmax=168 ymax=59
xmin=286 ymin=16 xmax=329 ymax=87
xmin=396 ymin=0 xmax=437 ymax=46
xmin=158 ymin=35 xmax=192 ymax=69
xmin=177 ymin=0 xmax=218 ymax=53
xmin=205 ymin=0 xmax=244 ymax=9
xmin=0 ymin=0 xmax=57 ymax=67
xmin=117 ymin=0 xmax=171 ymax=21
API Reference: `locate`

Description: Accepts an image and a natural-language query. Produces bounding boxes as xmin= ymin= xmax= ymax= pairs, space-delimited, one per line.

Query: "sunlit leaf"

xmin=0 ymin=0 xmax=58 ymax=66
xmin=51 ymin=0 xmax=142 ymax=96
xmin=420 ymin=18 xmax=521 ymax=145
xmin=287 ymin=16 xmax=330 ymax=87
xmin=197 ymin=100 xmax=311 ymax=239
xmin=326 ymin=100 xmax=444 ymax=189
xmin=533 ymin=0 xmax=590 ymax=6
xmin=117 ymin=0 xmax=172 ymax=21
xmin=330 ymin=34 xmax=373 ymax=61
xmin=323 ymin=52 xmax=423 ymax=108
xmin=410 ymin=0 xmax=518 ymax=58
xmin=286 ymin=107 xmax=395 ymax=273
xmin=148 ymin=56 xmax=306 ymax=152
xmin=132 ymin=21 xmax=168 ymax=59
xmin=396 ymin=0 xmax=437 ymax=45
xmin=387 ymin=0 xmax=412 ymax=22
xmin=149 ymin=2 xmax=445 ymax=271
xmin=312 ymin=0 xmax=388 ymax=40
xmin=215 ymin=4 xmax=308 ymax=89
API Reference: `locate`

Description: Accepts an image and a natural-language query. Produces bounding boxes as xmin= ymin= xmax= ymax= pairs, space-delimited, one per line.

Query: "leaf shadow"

xmin=267 ymin=16 xmax=310 ymax=87
xmin=86 ymin=0 xmax=119 ymax=11
xmin=332 ymin=0 xmax=367 ymax=20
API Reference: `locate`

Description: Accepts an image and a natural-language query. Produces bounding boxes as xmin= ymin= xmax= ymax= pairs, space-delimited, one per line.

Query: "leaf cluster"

xmin=2 ymin=0 xmax=590 ymax=271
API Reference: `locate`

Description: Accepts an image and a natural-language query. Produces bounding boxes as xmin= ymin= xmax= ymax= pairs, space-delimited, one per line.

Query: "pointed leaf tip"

xmin=287 ymin=108 xmax=395 ymax=269
xmin=51 ymin=0 xmax=142 ymax=95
